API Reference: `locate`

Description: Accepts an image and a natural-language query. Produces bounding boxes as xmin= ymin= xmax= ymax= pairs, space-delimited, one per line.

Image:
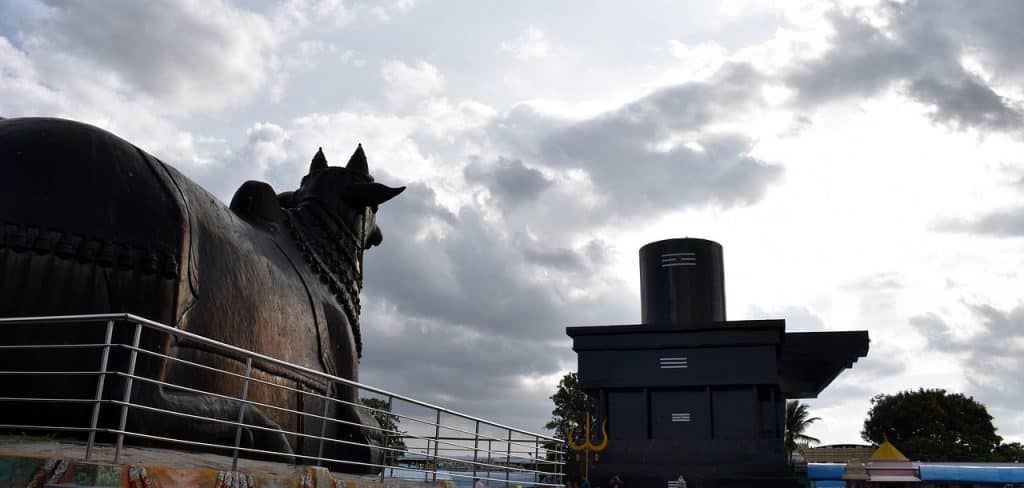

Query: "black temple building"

xmin=566 ymin=238 xmax=869 ymax=488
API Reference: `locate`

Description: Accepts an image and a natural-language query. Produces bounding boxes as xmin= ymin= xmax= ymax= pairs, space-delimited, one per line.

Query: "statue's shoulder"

xmin=229 ymin=180 xmax=286 ymax=225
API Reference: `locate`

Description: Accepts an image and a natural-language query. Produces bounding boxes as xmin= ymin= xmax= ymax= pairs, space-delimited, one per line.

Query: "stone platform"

xmin=0 ymin=435 xmax=452 ymax=488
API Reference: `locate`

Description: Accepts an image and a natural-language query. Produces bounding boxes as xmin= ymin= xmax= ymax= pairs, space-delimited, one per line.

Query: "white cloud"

xmin=380 ymin=59 xmax=444 ymax=107
xmin=666 ymin=40 xmax=727 ymax=81
xmin=19 ymin=0 xmax=283 ymax=113
xmin=364 ymin=0 xmax=417 ymax=22
xmin=275 ymin=0 xmax=356 ymax=30
xmin=500 ymin=27 xmax=550 ymax=60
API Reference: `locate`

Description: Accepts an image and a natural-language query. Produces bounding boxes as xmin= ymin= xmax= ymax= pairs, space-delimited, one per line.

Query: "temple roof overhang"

xmin=780 ymin=330 xmax=870 ymax=398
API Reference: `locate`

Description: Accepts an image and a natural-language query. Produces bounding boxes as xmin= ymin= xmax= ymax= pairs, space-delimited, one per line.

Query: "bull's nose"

xmin=365 ymin=227 xmax=383 ymax=248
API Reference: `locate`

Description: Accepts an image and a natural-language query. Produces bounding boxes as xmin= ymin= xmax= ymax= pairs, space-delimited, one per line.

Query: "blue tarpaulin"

xmin=812 ymin=481 xmax=846 ymax=488
xmin=807 ymin=463 xmax=846 ymax=480
xmin=920 ymin=464 xmax=1024 ymax=483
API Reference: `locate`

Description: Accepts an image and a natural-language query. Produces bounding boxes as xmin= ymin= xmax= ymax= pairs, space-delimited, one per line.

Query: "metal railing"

xmin=0 ymin=313 xmax=565 ymax=487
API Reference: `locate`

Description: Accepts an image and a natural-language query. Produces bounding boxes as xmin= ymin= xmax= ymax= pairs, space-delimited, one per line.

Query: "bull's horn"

xmin=310 ymin=147 xmax=328 ymax=175
xmin=346 ymin=144 xmax=369 ymax=176
xmin=346 ymin=182 xmax=405 ymax=206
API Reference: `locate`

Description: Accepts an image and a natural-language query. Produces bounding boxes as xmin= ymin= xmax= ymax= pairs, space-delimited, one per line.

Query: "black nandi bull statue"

xmin=0 ymin=117 xmax=404 ymax=471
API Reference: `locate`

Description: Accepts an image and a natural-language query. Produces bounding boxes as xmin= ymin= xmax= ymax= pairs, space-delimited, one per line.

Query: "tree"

xmin=991 ymin=442 xmax=1024 ymax=463
xmin=861 ymin=388 xmax=1001 ymax=462
xmin=544 ymin=372 xmax=594 ymax=462
xmin=361 ymin=397 xmax=407 ymax=461
xmin=545 ymin=372 xmax=589 ymax=441
xmin=785 ymin=400 xmax=821 ymax=460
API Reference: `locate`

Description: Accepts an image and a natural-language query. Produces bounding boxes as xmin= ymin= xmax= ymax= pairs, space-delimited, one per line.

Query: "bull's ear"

xmin=345 ymin=182 xmax=405 ymax=206
xmin=309 ymin=147 xmax=328 ymax=176
xmin=346 ymin=144 xmax=369 ymax=176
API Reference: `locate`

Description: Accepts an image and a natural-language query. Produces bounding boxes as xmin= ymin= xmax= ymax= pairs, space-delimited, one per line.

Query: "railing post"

xmin=505 ymin=429 xmax=512 ymax=488
xmin=114 ymin=321 xmax=143 ymax=464
xmin=317 ymin=382 xmax=334 ymax=467
xmin=86 ymin=320 xmax=115 ymax=461
xmin=487 ymin=438 xmax=493 ymax=484
xmin=561 ymin=444 xmax=569 ymax=480
xmin=534 ymin=437 xmax=540 ymax=486
xmin=382 ymin=395 xmax=394 ymax=468
xmin=424 ymin=439 xmax=431 ymax=482
xmin=472 ymin=420 xmax=480 ymax=480
xmin=231 ymin=356 xmax=254 ymax=472
xmin=431 ymin=409 xmax=441 ymax=482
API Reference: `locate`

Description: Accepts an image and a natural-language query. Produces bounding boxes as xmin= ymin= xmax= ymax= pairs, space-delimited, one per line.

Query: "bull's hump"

xmin=230 ymin=181 xmax=286 ymax=225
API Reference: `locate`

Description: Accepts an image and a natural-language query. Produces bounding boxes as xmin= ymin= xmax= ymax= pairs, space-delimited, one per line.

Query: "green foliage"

xmin=991 ymin=442 xmax=1024 ymax=462
xmin=545 ymin=371 xmax=602 ymax=464
xmin=545 ymin=372 xmax=589 ymax=441
xmin=861 ymin=388 xmax=1001 ymax=462
xmin=360 ymin=397 xmax=407 ymax=461
xmin=785 ymin=400 xmax=821 ymax=459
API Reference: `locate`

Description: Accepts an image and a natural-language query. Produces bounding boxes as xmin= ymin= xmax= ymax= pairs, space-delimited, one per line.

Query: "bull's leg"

xmin=130 ymin=385 xmax=295 ymax=462
xmin=317 ymin=397 xmax=385 ymax=473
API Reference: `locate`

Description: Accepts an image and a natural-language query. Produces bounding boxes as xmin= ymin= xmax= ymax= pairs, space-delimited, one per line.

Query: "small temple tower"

xmin=565 ymin=238 xmax=869 ymax=488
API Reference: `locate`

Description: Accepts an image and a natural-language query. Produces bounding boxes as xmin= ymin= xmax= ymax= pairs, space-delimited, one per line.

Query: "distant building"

xmin=807 ymin=439 xmax=1024 ymax=487
xmin=802 ymin=444 xmax=877 ymax=464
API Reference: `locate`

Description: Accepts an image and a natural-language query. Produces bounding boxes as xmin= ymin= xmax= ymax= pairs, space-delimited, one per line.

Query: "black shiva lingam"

xmin=565 ymin=238 xmax=869 ymax=488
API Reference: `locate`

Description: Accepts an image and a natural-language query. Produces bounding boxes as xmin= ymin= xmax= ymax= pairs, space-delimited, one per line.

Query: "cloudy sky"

xmin=3 ymin=0 xmax=1024 ymax=446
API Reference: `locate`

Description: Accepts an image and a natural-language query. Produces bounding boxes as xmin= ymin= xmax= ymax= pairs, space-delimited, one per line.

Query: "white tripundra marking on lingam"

xmin=660 ymin=252 xmax=696 ymax=267
xmin=659 ymin=356 xmax=688 ymax=369
xmin=671 ymin=413 xmax=692 ymax=422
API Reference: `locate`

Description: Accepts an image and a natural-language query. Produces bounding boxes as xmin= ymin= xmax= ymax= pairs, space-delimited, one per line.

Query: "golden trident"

xmin=566 ymin=411 xmax=608 ymax=481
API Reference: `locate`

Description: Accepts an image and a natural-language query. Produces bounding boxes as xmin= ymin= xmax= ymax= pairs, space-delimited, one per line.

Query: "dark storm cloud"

xmin=491 ymin=63 xmax=783 ymax=221
xmin=907 ymin=76 xmax=1023 ymax=131
xmin=910 ymin=305 xmax=1024 ymax=430
xmin=357 ymin=306 xmax=571 ymax=426
xmin=785 ymin=2 xmax=1024 ymax=134
xmin=785 ymin=9 xmax=939 ymax=106
xmin=936 ymin=207 xmax=1024 ymax=237
xmin=357 ymin=183 xmax=634 ymax=430
xmin=463 ymin=157 xmax=553 ymax=207
xmin=362 ymin=182 xmax=634 ymax=342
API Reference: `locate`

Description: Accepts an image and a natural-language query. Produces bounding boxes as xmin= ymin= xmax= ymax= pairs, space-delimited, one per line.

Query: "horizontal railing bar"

xmin=104 ymin=371 xmax=520 ymax=465
xmin=125 ymin=343 xmax=549 ymax=455
xmin=0 ymin=313 xmax=559 ymax=442
xmin=109 ymin=398 xmax=539 ymax=474
xmin=417 ymin=422 xmax=549 ymax=455
xmin=108 ymin=400 xmax=415 ymax=456
xmin=122 ymin=345 xmax=412 ymax=436
xmin=427 ymin=443 xmax=564 ymax=457
xmin=117 ymin=348 xmax=563 ymax=459
xmin=106 ymin=369 xmax=548 ymax=464
xmin=0 ymin=424 xmax=99 ymax=432
xmin=104 ymin=390 xmax=553 ymax=475
xmin=0 ymin=396 xmax=103 ymax=404
xmin=110 ymin=372 xmax=407 ymax=440
xmin=0 ymin=370 xmax=101 ymax=376
xmin=107 ymin=372 xmax=376 ymax=432
xmin=426 ymin=436 xmax=551 ymax=442
xmin=0 ymin=343 xmax=108 ymax=350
